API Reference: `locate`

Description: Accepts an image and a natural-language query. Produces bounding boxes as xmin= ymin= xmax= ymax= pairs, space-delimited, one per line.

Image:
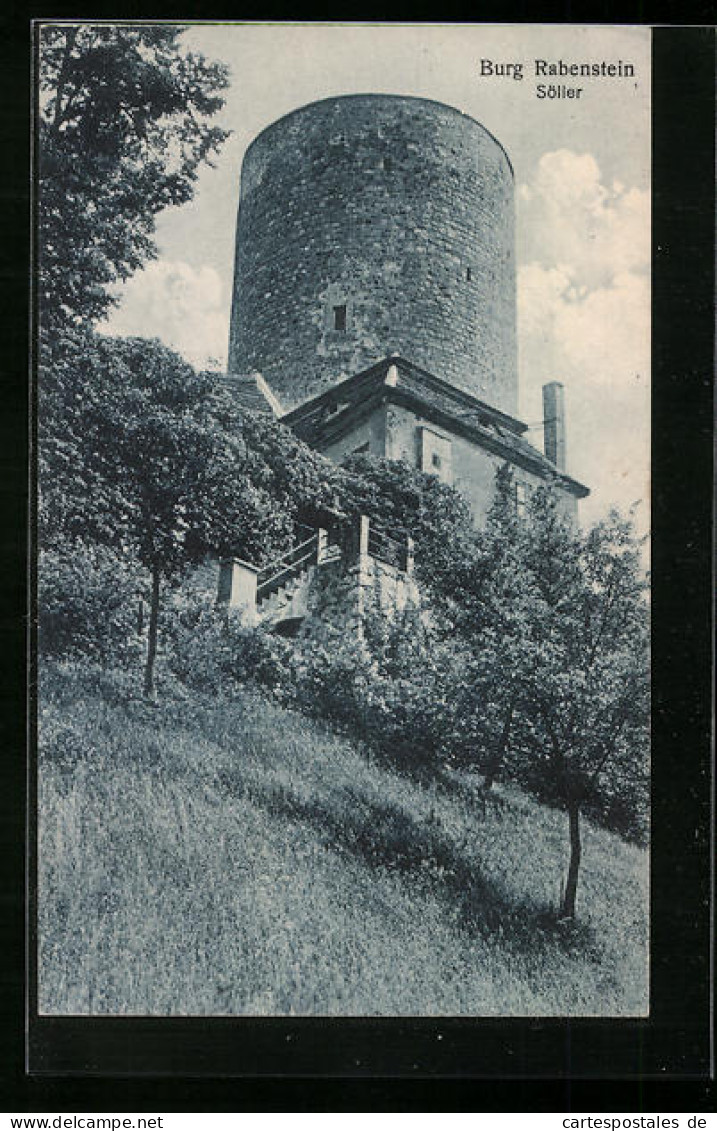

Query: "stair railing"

xmin=254 ymin=515 xmax=415 ymax=611
xmin=367 ymin=524 xmax=403 ymax=569
xmin=256 ymin=532 xmax=320 ymax=605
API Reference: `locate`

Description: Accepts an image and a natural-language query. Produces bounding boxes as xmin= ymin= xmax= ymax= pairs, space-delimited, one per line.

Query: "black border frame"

xmin=1 ymin=12 xmax=713 ymax=1111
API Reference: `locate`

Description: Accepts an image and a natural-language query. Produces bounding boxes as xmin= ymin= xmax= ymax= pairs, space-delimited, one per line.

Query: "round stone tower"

xmin=228 ymin=94 xmax=517 ymax=415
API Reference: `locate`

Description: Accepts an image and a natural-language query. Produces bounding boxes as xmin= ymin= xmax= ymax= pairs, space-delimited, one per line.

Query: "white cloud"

xmin=518 ymin=149 xmax=650 ymax=287
xmin=518 ymin=263 xmax=574 ymax=342
xmin=100 ymin=260 xmax=230 ymax=370
xmin=519 ymin=266 xmax=649 ymax=391
xmin=517 ymin=151 xmax=650 ymax=533
xmin=556 ymin=271 xmax=649 ymax=388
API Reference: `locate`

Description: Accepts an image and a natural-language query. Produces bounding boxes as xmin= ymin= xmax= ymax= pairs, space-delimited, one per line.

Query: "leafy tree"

xmin=505 ymin=489 xmax=649 ymax=918
xmin=38 ymin=25 xmax=229 ymax=329
xmin=426 ymin=467 xmax=649 ymax=917
xmin=235 ymin=409 xmax=349 ymax=533
xmin=440 ymin=466 xmax=528 ymax=785
xmin=41 ymin=330 xmax=269 ymax=692
xmin=339 ymin=453 xmax=474 ymax=596
xmin=39 ymin=332 xmax=338 ymax=697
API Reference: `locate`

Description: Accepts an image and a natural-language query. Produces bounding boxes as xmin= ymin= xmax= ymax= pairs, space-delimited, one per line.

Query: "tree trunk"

xmin=483 ymin=701 xmax=514 ymax=790
xmin=561 ymin=797 xmax=582 ymax=919
xmin=143 ymin=563 xmax=161 ymax=700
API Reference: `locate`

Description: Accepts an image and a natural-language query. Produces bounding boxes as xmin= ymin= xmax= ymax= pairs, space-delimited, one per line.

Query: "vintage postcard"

xmin=35 ymin=22 xmax=653 ymax=1034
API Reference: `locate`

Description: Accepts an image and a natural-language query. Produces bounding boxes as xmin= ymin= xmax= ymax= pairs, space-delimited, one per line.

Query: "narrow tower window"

xmin=333 ymin=304 xmax=347 ymax=332
xmin=466 ymin=266 xmax=472 ymax=282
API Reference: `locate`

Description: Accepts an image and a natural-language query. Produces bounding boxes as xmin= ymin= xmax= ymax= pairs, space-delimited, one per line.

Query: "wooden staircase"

xmin=217 ymin=516 xmax=411 ymax=632
xmin=256 ymin=531 xmax=320 ymax=610
xmin=255 ymin=527 xmax=341 ymax=626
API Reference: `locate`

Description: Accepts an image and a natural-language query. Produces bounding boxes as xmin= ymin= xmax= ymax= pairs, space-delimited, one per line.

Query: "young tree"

xmin=38 ymin=25 xmax=229 ymax=329
xmin=40 ymin=330 xmax=350 ymax=692
xmin=433 ymin=466 xmax=536 ymax=789
xmin=39 ymin=333 xmax=340 ymax=697
xmin=509 ymin=490 xmax=650 ymax=918
xmin=441 ymin=469 xmax=649 ymax=916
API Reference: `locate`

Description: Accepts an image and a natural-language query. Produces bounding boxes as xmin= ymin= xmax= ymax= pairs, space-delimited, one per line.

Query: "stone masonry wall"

xmin=229 ymin=95 xmax=517 ymax=415
xmin=298 ymin=555 xmax=419 ymax=645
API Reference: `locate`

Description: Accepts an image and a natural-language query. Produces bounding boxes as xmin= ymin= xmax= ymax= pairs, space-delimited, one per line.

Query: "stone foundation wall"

xmin=297 ymin=553 xmax=420 ymax=645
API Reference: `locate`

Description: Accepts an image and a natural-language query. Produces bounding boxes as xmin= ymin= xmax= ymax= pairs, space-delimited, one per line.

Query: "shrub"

xmin=291 ymin=635 xmax=372 ymax=733
xmin=163 ymin=595 xmax=231 ymax=693
xmin=164 ymin=595 xmax=299 ymax=703
xmin=39 ymin=543 xmax=145 ymax=662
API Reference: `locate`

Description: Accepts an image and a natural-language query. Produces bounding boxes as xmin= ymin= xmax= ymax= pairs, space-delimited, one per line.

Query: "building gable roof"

xmin=283 ymin=355 xmax=589 ymax=499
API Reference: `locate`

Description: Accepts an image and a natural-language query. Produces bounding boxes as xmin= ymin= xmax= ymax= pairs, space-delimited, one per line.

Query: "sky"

xmin=101 ymin=23 xmax=651 ymax=534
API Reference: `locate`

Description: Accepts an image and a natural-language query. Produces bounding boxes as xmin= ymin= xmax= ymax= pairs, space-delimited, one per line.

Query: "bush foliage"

xmin=39 ymin=542 xmax=145 ymax=663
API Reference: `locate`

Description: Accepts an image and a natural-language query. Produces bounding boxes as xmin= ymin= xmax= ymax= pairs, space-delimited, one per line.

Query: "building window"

xmin=352 ymin=441 xmax=370 ymax=456
xmin=419 ymin=427 xmax=453 ymax=486
xmin=383 ymin=156 xmax=392 ymax=172
xmin=333 ymin=304 xmax=347 ymax=332
xmin=515 ymin=481 xmax=529 ymax=517
xmin=466 ymin=266 xmax=472 ymax=282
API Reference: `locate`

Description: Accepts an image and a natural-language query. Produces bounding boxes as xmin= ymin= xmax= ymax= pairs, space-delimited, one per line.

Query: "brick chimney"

xmin=543 ymin=381 xmax=566 ymax=471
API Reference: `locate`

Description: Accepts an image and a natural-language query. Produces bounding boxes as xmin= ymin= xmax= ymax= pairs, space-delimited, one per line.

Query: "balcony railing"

xmin=367 ymin=524 xmax=410 ymax=570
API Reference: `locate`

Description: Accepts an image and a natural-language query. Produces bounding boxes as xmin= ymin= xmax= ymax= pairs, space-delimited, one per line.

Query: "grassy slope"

xmin=38 ymin=663 xmax=648 ymax=1016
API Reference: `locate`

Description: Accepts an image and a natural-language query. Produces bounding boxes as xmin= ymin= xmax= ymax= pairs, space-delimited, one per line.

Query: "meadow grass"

xmin=38 ymin=661 xmax=649 ymax=1016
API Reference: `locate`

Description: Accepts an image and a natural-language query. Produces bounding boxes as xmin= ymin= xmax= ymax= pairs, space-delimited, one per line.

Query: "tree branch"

xmin=50 ymin=27 xmax=79 ymax=138
xmin=586 ymin=709 xmax=629 ymax=791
